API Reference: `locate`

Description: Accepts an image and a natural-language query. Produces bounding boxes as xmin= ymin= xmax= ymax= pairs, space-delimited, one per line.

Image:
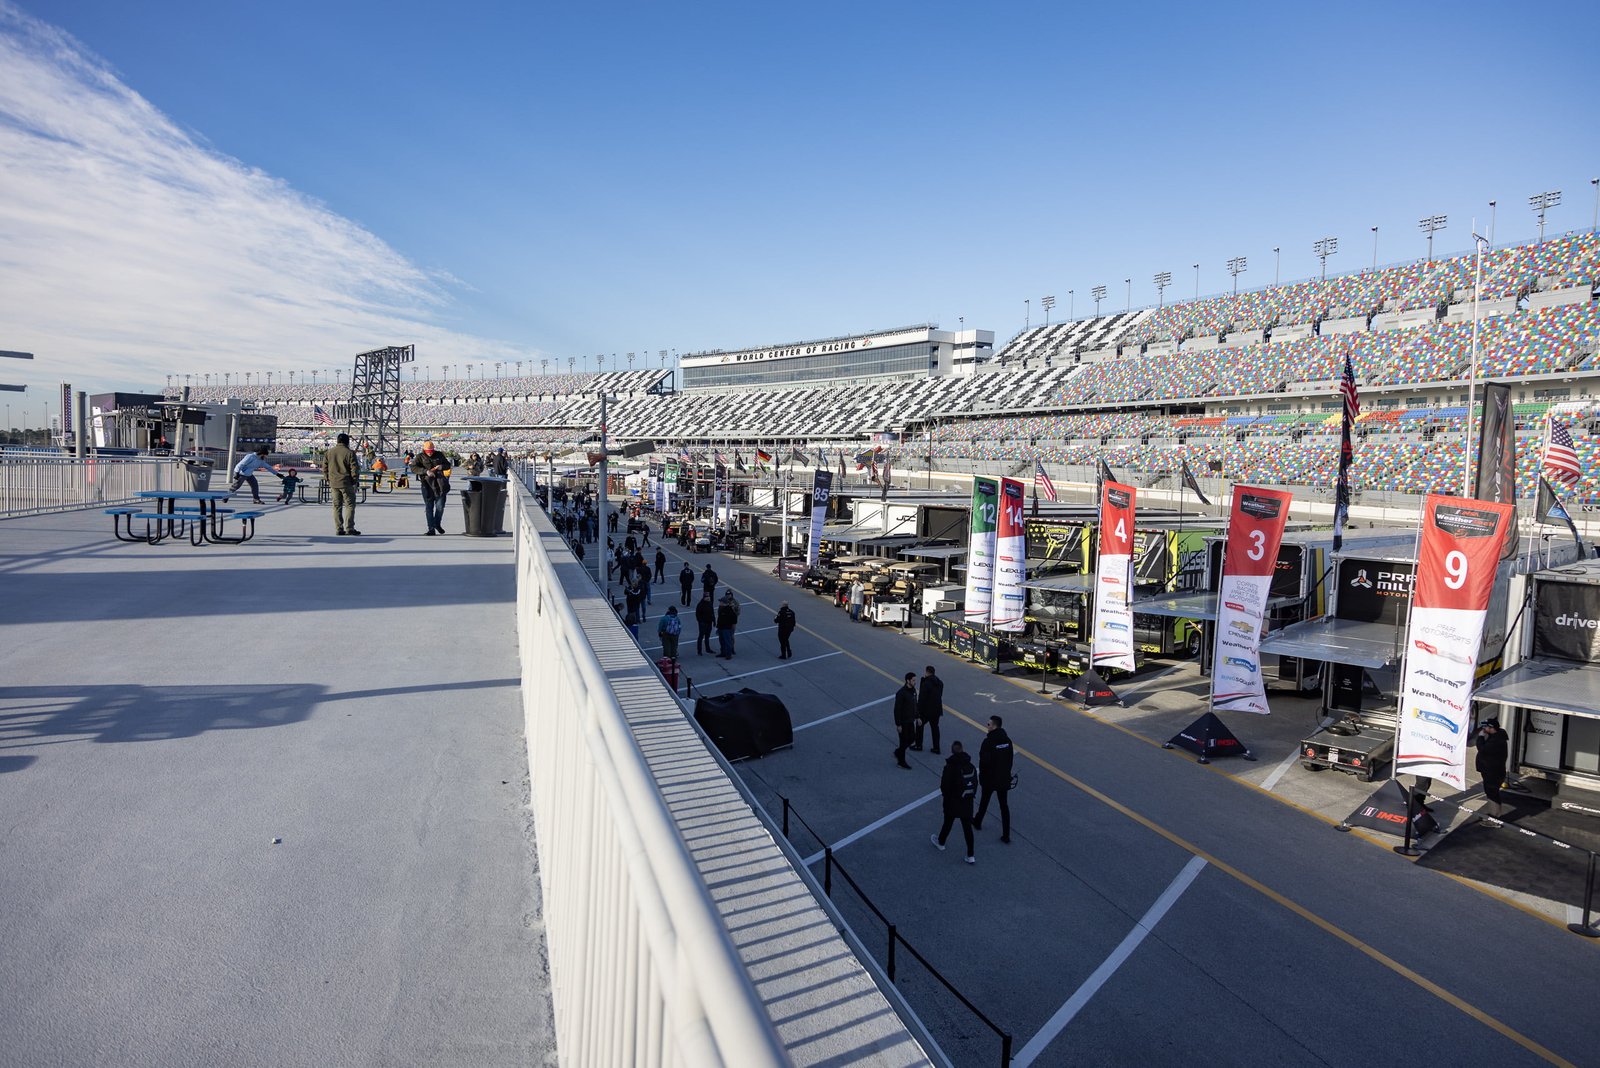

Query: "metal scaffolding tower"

xmin=344 ymin=345 xmax=413 ymax=455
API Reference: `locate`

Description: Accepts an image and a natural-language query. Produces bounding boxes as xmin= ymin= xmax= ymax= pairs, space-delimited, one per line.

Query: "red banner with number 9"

xmin=1414 ymin=496 xmax=1514 ymax=612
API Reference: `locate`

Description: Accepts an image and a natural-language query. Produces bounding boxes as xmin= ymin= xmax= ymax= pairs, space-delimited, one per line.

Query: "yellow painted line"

xmin=761 ymin=609 xmax=1579 ymax=1068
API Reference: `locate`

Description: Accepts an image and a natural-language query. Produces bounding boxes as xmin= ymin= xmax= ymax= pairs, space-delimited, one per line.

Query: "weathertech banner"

xmin=1210 ymin=486 xmax=1293 ymax=715
xmin=1396 ymin=495 xmax=1514 ymax=788
xmin=993 ymin=477 xmax=1028 ymax=632
xmin=807 ymin=470 xmax=832 ymax=566
xmin=1092 ymin=481 xmax=1137 ymax=670
xmin=965 ymin=477 xmax=999 ymax=625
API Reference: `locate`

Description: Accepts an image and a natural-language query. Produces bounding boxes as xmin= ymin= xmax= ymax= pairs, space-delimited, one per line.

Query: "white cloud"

xmin=0 ymin=3 xmax=533 ymax=407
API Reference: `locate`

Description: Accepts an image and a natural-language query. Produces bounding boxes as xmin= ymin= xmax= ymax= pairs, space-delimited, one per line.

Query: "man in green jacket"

xmin=323 ymin=432 xmax=361 ymax=536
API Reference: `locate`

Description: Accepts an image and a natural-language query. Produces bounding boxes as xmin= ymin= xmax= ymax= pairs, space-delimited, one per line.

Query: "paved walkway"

xmin=0 ymin=494 xmax=555 ymax=1067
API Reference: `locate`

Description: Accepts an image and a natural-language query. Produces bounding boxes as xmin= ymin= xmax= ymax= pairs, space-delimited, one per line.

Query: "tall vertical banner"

xmin=1394 ymin=495 xmax=1514 ymax=789
xmin=1092 ymin=481 xmax=1138 ymax=670
xmin=964 ymin=477 xmax=999 ymax=625
xmin=807 ymin=470 xmax=832 ymax=566
xmin=1210 ymin=486 xmax=1294 ymax=715
xmin=992 ymin=477 xmax=1028 ymax=632
xmin=1473 ymin=380 xmax=1517 ymax=559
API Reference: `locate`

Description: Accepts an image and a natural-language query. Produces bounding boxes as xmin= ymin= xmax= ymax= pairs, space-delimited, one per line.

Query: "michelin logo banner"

xmin=1210 ymin=486 xmax=1293 ymax=715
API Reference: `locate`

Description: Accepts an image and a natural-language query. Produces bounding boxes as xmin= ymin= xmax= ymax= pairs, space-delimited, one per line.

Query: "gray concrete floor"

xmin=645 ymin=535 xmax=1600 ymax=1068
xmin=0 ymin=495 xmax=555 ymax=1068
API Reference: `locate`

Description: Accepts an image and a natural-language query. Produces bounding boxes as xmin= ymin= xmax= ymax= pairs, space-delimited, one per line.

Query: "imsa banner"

xmin=1395 ymin=495 xmax=1514 ymax=789
xmin=807 ymin=470 xmax=832 ymax=566
xmin=993 ymin=477 xmax=1028 ymax=632
xmin=965 ymin=477 xmax=999 ymax=625
xmin=1092 ymin=481 xmax=1138 ymax=670
xmin=1210 ymin=486 xmax=1293 ymax=715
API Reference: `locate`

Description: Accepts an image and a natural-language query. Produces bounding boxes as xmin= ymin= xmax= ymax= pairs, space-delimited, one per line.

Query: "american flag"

xmin=1543 ymin=420 xmax=1582 ymax=488
xmin=1034 ymin=459 xmax=1058 ymax=502
xmin=313 ymin=404 xmax=334 ymax=427
xmin=1339 ymin=350 xmax=1360 ymax=421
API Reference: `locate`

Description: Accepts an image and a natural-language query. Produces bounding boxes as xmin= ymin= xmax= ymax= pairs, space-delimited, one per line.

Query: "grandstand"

xmin=167 ymin=230 xmax=1600 ymax=499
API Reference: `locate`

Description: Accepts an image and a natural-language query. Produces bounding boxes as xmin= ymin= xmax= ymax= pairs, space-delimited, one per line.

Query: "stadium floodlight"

xmin=1313 ymin=236 xmax=1338 ymax=280
xmin=541 ymin=359 xmax=549 ymax=375
xmin=1192 ymin=263 xmax=1200 ymax=300
xmin=1024 ymin=298 xmax=1030 ymax=328
xmin=1591 ymin=178 xmax=1598 ymax=231
xmin=465 ymin=363 xmax=473 ymax=379
xmin=627 ymin=352 xmax=636 ymax=370
xmin=1225 ymin=257 xmax=1247 ymax=295
xmin=495 ymin=361 xmax=502 ymax=378
xmin=597 ymin=354 xmax=605 ymax=373
xmin=567 ymin=357 xmax=576 ymax=373
xmin=1068 ymin=289 xmax=1075 ymax=320
xmin=1272 ymin=247 xmax=1281 ymax=285
xmin=516 ymin=360 xmax=523 ymax=377
xmin=1124 ymin=278 xmax=1131 ymax=313
xmin=1529 ymin=190 xmax=1561 ymax=243
xmin=1092 ymin=284 xmax=1107 ymax=317
xmin=1041 ymin=295 xmax=1056 ymax=324
xmin=658 ymin=349 xmax=668 ymax=368
xmin=1153 ymin=272 xmax=1171 ymax=308
xmin=1418 ymin=214 xmax=1447 ymax=261
xmin=1370 ymin=226 xmax=1378 ymax=271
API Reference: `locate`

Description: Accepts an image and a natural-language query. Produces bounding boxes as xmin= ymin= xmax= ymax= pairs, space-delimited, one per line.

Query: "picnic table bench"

xmin=106 ymin=491 xmax=264 ymax=545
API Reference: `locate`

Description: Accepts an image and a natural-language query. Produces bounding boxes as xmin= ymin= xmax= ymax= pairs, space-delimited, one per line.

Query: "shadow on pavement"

xmin=0 ymin=683 xmax=321 ymax=747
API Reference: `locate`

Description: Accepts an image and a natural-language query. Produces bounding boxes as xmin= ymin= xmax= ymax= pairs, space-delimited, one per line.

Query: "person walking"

xmin=322 ymin=434 xmax=361 ymax=535
xmin=654 ymin=547 xmax=667 ymax=584
xmin=1474 ymin=717 xmax=1510 ymax=817
xmin=973 ymin=715 xmax=1014 ymax=844
xmin=695 ymin=591 xmax=716 ymax=656
xmin=914 ymin=664 xmax=944 ymax=753
xmin=679 ymin=562 xmax=696 ymax=606
xmin=930 ymin=741 xmax=978 ymax=865
xmin=230 ymin=445 xmax=283 ymax=505
xmin=892 ymin=672 xmax=919 ymax=769
xmin=715 ymin=589 xmax=740 ymax=659
xmin=848 ymin=579 xmax=866 ymax=622
xmin=657 ymin=606 xmax=682 ymax=661
xmin=775 ymin=602 xmax=797 ymax=659
xmin=701 ymin=563 xmax=719 ymax=602
xmin=412 ymin=440 xmax=451 ymax=535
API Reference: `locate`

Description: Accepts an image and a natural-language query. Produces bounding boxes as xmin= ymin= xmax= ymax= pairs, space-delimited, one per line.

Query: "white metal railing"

xmin=511 ymin=482 xmax=789 ymax=1068
xmin=0 ymin=453 xmax=181 ymax=518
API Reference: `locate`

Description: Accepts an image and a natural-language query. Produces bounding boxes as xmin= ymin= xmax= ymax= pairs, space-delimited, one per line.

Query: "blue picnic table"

xmin=105 ymin=490 xmax=264 ymax=545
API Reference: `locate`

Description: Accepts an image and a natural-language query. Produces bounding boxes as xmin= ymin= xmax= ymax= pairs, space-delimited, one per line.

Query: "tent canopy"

xmin=1257 ymin=616 xmax=1406 ymax=669
xmin=1473 ymin=658 xmax=1600 ymax=721
xmin=1132 ymin=591 xmax=1298 ymax=621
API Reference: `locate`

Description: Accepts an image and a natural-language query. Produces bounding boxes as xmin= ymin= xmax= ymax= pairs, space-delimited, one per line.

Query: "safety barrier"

xmin=510 ymin=482 xmax=791 ymax=1067
xmin=0 ymin=453 xmax=173 ymax=518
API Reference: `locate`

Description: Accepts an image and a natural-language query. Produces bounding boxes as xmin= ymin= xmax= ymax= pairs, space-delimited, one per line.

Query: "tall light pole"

xmin=1464 ymin=230 xmax=1488 ymax=496
xmin=1591 ymin=178 xmax=1598 ymax=231
xmin=1370 ymin=226 xmax=1378 ymax=271
xmin=1192 ymin=263 xmax=1200 ymax=300
xmin=1068 ymin=289 xmax=1075 ymax=320
xmin=1024 ymin=298 xmax=1030 ymax=328
xmin=1313 ymin=236 xmax=1338 ymax=280
xmin=1041 ymin=294 xmax=1056 ymax=324
xmin=1272 ymin=247 xmax=1281 ymax=286
xmin=567 ymin=357 xmax=576 ymax=374
xmin=1418 ymin=214 xmax=1447 ymax=261
xmin=1153 ymin=272 xmax=1171 ymax=308
xmin=1530 ymin=190 xmax=1561 ymax=243
xmin=1488 ymin=200 xmax=1497 ymax=246
xmin=1124 ymin=278 xmax=1131 ymax=313
xmin=1092 ymin=285 xmax=1107 ymax=317
xmin=1226 ymin=257 xmax=1247 ymax=295
xmin=541 ymin=358 xmax=549 ymax=375
xmin=627 ymin=352 xmax=636 ymax=371
xmin=596 ymin=354 xmax=606 ymax=373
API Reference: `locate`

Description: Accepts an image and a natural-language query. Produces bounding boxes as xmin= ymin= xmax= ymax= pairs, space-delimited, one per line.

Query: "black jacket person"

xmin=892 ymin=673 xmax=918 ymax=768
xmin=914 ymin=665 xmax=944 ymax=753
xmin=974 ymin=716 xmax=1014 ymax=843
xmin=694 ymin=592 xmax=716 ymax=655
xmin=931 ymin=742 xmax=978 ymax=862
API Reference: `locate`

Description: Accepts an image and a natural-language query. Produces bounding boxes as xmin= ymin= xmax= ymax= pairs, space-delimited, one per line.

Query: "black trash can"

xmin=461 ymin=475 xmax=508 ymax=537
xmin=181 ymin=457 xmax=215 ymax=491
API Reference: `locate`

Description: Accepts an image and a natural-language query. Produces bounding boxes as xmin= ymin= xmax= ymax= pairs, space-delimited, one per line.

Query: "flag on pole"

xmin=1333 ymin=348 xmax=1359 ymax=551
xmin=735 ymin=453 xmax=747 ymax=473
xmin=1034 ymin=458 xmax=1058 ymax=502
xmin=755 ymin=448 xmax=772 ymax=468
xmin=1179 ymin=458 xmax=1211 ymax=505
xmin=837 ymin=449 xmax=846 ymax=480
xmin=881 ymin=456 xmax=892 ymax=500
xmin=715 ymin=450 xmax=728 ymax=466
xmin=1096 ymin=458 xmax=1119 ymax=486
xmin=1542 ymin=420 xmax=1582 ymax=488
xmin=1537 ymin=475 xmax=1584 ymax=552
xmin=313 ymin=404 xmax=335 ymax=427
xmin=790 ymin=446 xmax=809 ymax=465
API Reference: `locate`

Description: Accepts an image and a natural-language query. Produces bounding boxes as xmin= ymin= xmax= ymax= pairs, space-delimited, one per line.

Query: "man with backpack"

xmin=656 ymin=606 xmax=682 ymax=661
xmin=931 ymin=741 xmax=978 ymax=865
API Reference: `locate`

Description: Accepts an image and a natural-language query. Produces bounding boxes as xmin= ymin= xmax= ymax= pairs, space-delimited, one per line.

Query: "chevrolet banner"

xmin=1210 ymin=486 xmax=1294 ymax=715
xmin=1395 ymin=495 xmax=1514 ymax=788
xmin=993 ymin=477 xmax=1028 ymax=632
xmin=964 ymin=477 xmax=999 ymax=625
xmin=1092 ymin=481 xmax=1138 ymax=670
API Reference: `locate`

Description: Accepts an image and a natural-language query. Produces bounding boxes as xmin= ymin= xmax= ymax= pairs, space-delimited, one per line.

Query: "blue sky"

xmin=2 ymin=0 xmax=1597 ymax=415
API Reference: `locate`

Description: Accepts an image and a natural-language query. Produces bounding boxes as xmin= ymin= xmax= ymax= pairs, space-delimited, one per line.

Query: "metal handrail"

xmin=510 ymin=480 xmax=790 ymax=1065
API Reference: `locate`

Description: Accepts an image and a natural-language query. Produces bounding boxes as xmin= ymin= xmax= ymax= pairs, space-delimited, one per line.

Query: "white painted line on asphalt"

xmin=803 ymin=789 xmax=941 ymax=867
xmin=1260 ymin=749 xmax=1301 ymax=793
xmin=697 ymin=651 xmax=841 ymax=687
xmin=1013 ymin=855 xmax=1208 ymax=1067
xmin=643 ymin=624 xmax=777 ymax=653
xmin=794 ymin=695 xmax=894 ymax=732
